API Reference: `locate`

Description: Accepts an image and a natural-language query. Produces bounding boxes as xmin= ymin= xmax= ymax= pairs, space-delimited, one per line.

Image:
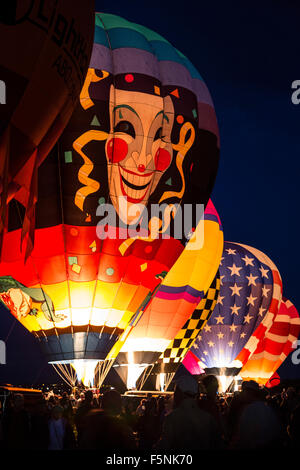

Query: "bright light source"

xmin=217 ymin=374 xmax=234 ymax=393
xmin=159 ymin=373 xmax=165 ymax=392
xmin=126 ymin=351 xmax=148 ymax=390
xmin=72 ymin=359 xmax=98 ymax=387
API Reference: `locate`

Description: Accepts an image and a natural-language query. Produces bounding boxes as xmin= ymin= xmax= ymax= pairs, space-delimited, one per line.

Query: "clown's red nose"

xmin=138 ymin=164 xmax=146 ymax=173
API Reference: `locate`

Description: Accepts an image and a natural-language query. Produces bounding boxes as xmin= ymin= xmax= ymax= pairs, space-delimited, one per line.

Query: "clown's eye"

xmin=154 ymin=127 xmax=164 ymax=141
xmin=114 ymin=121 xmax=135 ymax=138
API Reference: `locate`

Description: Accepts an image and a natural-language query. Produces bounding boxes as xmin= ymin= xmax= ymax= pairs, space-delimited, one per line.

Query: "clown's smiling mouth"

xmin=120 ymin=175 xmax=150 ymax=191
xmin=118 ymin=166 xmax=154 ymax=203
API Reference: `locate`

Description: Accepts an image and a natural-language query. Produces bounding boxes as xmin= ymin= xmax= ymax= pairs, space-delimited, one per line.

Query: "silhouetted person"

xmin=198 ymin=374 xmax=227 ymax=445
xmin=136 ymin=397 xmax=160 ymax=450
xmin=48 ymin=405 xmax=76 ymax=450
xmin=60 ymin=392 xmax=74 ymax=422
xmin=155 ymin=376 xmax=220 ymax=451
xmin=124 ymin=399 xmax=138 ymax=431
xmin=157 ymin=396 xmax=167 ymax=436
xmin=229 ymin=380 xmax=283 ymax=449
xmin=47 ymin=395 xmax=59 ymax=412
xmin=75 ymin=389 xmax=94 ymax=446
xmin=280 ymin=387 xmax=300 ymax=428
xmin=30 ymin=398 xmax=49 ymax=450
xmin=199 ymin=375 xmax=220 ymax=421
xmin=78 ymin=390 xmax=136 ymax=450
xmin=136 ymin=399 xmax=147 ymax=417
xmin=5 ymin=393 xmax=31 ymax=450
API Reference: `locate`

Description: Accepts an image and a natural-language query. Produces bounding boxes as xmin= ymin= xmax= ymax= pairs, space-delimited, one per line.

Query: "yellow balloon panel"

xmin=69 ymin=281 xmax=97 ymax=308
xmin=93 ymin=281 xmax=123 ymax=309
xmin=41 ymin=282 xmax=69 ymax=310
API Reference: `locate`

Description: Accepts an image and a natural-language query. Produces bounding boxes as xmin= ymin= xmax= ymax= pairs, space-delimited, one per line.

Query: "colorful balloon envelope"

xmin=239 ymin=298 xmax=300 ymax=385
xmin=0 ymin=1 xmax=95 ymax=252
xmin=185 ymin=242 xmax=278 ymax=381
xmin=0 ymin=13 xmax=223 ymax=385
xmin=113 ymin=202 xmax=222 ymax=390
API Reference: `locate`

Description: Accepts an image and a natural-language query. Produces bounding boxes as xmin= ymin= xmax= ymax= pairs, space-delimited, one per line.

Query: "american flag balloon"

xmin=188 ymin=241 xmax=274 ymax=373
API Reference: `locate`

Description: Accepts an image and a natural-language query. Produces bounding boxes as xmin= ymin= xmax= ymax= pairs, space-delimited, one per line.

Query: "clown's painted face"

xmin=105 ymin=85 xmax=174 ymax=225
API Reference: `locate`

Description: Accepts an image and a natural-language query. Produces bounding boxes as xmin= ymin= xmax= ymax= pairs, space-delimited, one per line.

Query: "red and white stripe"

xmin=239 ymin=297 xmax=300 ymax=383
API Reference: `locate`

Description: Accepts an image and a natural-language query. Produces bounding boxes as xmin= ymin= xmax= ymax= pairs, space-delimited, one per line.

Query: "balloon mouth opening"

xmin=49 ymin=359 xmax=99 ymax=387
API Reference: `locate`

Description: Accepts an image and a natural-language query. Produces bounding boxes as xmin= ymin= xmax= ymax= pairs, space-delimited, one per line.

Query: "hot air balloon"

xmin=183 ymin=241 xmax=281 ymax=391
xmin=239 ymin=298 xmax=300 ymax=385
xmin=111 ymin=201 xmax=222 ymax=391
xmin=0 ymin=1 xmax=95 ymax=256
xmin=0 ymin=12 xmax=222 ymax=387
xmin=112 ymin=253 xmax=220 ymax=392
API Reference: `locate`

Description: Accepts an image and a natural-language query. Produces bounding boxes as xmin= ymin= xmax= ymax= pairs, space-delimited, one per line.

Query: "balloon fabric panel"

xmin=239 ymin=298 xmax=300 ymax=384
xmin=233 ymin=243 xmax=283 ymax=366
xmin=159 ymin=272 xmax=220 ymax=365
xmin=0 ymin=1 xmax=95 ymax=255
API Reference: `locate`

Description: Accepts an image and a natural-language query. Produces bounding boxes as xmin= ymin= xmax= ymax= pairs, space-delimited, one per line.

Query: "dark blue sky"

xmin=1 ymin=0 xmax=299 ymax=385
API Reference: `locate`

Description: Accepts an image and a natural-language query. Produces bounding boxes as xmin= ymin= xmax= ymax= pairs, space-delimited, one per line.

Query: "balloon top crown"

xmin=92 ymin=12 xmax=218 ymax=137
xmin=94 ymin=12 xmax=203 ymax=79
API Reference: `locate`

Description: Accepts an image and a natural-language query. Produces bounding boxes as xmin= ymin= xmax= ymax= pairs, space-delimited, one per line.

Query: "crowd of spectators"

xmin=0 ymin=375 xmax=300 ymax=451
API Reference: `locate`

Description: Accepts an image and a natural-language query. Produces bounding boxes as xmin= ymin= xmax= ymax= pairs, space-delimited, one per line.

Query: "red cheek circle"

xmin=155 ymin=148 xmax=171 ymax=172
xmin=106 ymin=138 xmax=128 ymax=163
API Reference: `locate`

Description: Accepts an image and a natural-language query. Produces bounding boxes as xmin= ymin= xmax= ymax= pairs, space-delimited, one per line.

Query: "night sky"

xmin=0 ymin=0 xmax=299 ymax=386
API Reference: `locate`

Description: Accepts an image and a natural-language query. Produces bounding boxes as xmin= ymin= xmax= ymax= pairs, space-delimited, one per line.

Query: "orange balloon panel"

xmin=0 ymin=225 xmax=183 ymax=362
